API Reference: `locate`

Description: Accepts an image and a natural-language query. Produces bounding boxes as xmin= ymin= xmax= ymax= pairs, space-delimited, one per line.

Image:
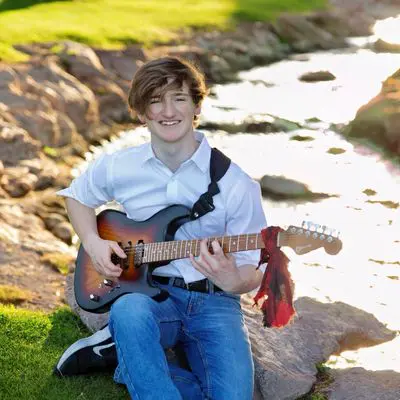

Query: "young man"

xmin=56 ymin=56 xmax=267 ymax=399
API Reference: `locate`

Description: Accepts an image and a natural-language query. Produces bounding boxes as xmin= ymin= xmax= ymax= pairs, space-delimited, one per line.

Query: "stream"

xmin=74 ymin=30 xmax=400 ymax=373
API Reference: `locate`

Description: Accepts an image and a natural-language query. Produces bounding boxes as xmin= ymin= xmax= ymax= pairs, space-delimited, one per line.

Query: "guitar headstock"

xmin=278 ymin=221 xmax=343 ymax=255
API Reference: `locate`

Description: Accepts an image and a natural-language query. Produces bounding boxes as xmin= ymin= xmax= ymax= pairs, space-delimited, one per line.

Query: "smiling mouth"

xmin=160 ymin=120 xmax=181 ymax=126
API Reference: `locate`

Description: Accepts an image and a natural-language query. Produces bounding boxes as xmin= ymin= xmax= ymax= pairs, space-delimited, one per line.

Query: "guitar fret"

xmin=138 ymin=232 xmax=265 ymax=264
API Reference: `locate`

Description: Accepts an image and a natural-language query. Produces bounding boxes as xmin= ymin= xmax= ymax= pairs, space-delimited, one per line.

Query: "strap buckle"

xmin=190 ymin=192 xmax=215 ymax=220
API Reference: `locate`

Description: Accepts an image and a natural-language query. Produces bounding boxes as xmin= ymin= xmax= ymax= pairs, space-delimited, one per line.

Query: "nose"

xmin=161 ymin=98 xmax=176 ymax=117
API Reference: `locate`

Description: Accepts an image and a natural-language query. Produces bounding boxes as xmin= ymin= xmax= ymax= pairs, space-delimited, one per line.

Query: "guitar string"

xmin=114 ymin=234 xmax=263 ymax=258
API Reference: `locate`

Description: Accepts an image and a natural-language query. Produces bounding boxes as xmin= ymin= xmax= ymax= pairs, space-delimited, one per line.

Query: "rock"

xmin=93 ymin=79 xmax=131 ymax=124
xmin=344 ymin=68 xmax=400 ymax=156
xmin=324 ymin=368 xmax=400 ymax=400
xmin=259 ymin=175 xmax=311 ymax=199
xmin=41 ymin=212 xmax=66 ymax=230
xmin=0 ymin=202 xmax=73 ymax=255
xmin=55 ymin=41 xmax=107 ymax=80
xmin=19 ymin=158 xmax=43 ymax=175
xmin=271 ymin=14 xmax=347 ymax=53
xmin=307 ymin=10 xmax=374 ymax=38
xmin=200 ymin=115 xmax=302 ymax=134
xmin=0 ymin=161 xmax=3 ymax=177
xmin=242 ymin=296 xmax=396 ymax=400
xmin=0 ymin=123 xmax=41 ymax=166
xmin=0 ymin=166 xmax=38 ymax=197
xmin=94 ymin=48 xmax=144 ymax=81
xmin=1 ymin=60 xmax=100 ymax=145
xmin=51 ymin=221 xmax=74 ymax=244
xmin=373 ymin=38 xmax=400 ymax=53
xmin=206 ymin=54 xmax=237 ymax=83
xmin=20 ymin=60 xmax=100 ymax=139
xmin=299 ymin=71 xmax=337 ymax=82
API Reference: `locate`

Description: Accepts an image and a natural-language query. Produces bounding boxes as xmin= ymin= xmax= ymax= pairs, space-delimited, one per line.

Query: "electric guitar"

xmin=74 ymin=205 xmax=342 ymax=313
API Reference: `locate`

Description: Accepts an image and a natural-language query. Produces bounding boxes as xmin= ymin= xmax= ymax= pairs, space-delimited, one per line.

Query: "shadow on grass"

xmin=0 ymin=0 xmax=71 ymax=12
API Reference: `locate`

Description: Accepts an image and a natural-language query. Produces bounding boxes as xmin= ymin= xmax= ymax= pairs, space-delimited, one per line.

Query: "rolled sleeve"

xmin=225 ymin=175 xmax=267 ymax=268
xmin=56 ymin=153 xmax=114 ymax=208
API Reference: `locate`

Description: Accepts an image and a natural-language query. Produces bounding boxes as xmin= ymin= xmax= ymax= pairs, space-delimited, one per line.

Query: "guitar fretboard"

xmin=141 ymin=233 xmax=265 ymax=263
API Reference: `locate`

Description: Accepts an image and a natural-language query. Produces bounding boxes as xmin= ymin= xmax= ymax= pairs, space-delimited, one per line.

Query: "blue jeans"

xmin=108 ymin=284 xmax=254 ymax=400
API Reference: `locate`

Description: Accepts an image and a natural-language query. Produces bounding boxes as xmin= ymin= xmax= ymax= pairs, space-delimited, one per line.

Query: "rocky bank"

xmin=1 ymin=1 xmax=400 ymax=399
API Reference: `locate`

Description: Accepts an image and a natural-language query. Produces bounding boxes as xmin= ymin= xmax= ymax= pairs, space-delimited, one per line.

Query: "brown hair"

xmin=128 ymin=56 xmax=208 ymax=127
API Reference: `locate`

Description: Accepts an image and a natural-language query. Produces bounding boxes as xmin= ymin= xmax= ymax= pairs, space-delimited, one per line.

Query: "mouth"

xmin=159 ymin=120 xmax=181 ymax=126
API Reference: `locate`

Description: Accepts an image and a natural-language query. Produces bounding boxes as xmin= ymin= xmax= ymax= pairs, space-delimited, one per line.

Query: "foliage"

xmin=40 ymin=253 xmax=74 ymax=275
xmin=0 ymin=0 xmax=328 ymax=61
xmin=0 ymin=305 xmax=128 ymax=399
xmin=296 ymin=363 xmax=333 ymax=400
xmin=0 ymin=285 xmax=32 ymax=304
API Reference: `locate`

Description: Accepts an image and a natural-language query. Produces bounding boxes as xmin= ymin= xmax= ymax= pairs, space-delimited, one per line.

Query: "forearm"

xmin=229 ymin=265 xmax=263 ymax=294
xmin=65 ymin=197 xmax=98 ymax=247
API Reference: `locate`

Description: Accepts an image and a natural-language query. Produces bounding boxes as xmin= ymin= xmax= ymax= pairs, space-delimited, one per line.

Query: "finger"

xmin=103 ymin=262 xmax=122 ymax=277
xmin=199 ymin=239 xmax=213 ymax=260
xmin=211 ymin=240 xmax=225 ymax=257
xmin=110 ymin=241 xmax=127 ymax=258
xmin=190 ymin=253 xmax=209 ymax=275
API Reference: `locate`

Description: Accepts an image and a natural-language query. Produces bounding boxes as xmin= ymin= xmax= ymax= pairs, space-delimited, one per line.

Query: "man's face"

xmin=138 ymin=82 xmax=201 ymax=144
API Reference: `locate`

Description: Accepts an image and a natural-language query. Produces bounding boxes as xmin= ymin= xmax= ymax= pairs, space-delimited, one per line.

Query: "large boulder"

xmin=344 ymin=68 xmax=400 ymax=156
xmin=324 ymin=368 xmax=400 ymax=400
xmin=0 ymin=60 xmax=100 ymax=145
xmin=271 ymin=14 xmax=347 ymax=53
xmin=242 ymin=296 xmax=396 ymax=400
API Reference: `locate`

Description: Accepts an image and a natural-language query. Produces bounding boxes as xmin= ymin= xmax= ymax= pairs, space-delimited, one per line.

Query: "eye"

xmin=150 ymin=98 xmax=161 ymax=104
xmin=175 ymin=97 xmax=187 ymax=102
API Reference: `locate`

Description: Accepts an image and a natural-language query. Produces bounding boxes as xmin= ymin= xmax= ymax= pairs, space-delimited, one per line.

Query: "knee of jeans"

xmin=110 ymin=293 xmax=156 ymax=330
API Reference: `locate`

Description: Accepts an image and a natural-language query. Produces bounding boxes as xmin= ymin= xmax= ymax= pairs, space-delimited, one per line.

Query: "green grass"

xmin=0 ymin=305 xmax=128 ymax=400
xmin=0 ymin=0 xmax=328 ymax=61
xmin=40 ymin=252 xmax=74 ymax=275
xmin=0 ymin=285 xmax=32 ymax=304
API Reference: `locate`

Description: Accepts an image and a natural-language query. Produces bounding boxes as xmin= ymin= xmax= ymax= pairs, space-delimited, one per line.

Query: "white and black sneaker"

xmin=54 ymin=325 xmax=118 ymax=377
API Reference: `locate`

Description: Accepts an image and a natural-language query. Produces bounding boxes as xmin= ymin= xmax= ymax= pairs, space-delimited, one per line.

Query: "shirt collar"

xmin=187 ymin=130 xmax=211 ymax=173
xmin=140 ymin=130 xmax=211 ymax=173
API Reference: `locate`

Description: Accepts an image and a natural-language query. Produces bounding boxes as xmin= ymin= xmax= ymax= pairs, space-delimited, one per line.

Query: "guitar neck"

xmin=141 ymin=232 xmax=274 ymax=264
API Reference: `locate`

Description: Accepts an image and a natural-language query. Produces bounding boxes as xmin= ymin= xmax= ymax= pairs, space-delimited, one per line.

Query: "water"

xmin=78 ymin=36 xmax=400 ymax=373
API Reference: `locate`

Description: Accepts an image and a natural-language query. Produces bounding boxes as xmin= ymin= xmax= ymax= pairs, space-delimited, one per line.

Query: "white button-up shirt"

xmin=57 ymin=131 xmax=267 ymax=283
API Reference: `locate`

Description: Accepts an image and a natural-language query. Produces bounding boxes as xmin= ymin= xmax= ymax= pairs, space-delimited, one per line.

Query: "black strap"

xmin=190 ymin=148 xmax=231 ymax=220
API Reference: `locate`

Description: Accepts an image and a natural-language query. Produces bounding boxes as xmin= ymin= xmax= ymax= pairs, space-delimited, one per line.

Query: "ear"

xmin=194 ymin=104 xmax=201 ymax=116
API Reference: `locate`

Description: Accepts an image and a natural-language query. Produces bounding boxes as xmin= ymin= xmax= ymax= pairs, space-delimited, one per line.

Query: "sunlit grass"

xmin=0 ymin=0 xmax=328 ymax=61
xmin=40 ymin=252 xmax=74 ymax=275
xmin=0 ymin=305 xmax=127 ymax=400
xmin=0 ymin=285 xmax=32 ymax=305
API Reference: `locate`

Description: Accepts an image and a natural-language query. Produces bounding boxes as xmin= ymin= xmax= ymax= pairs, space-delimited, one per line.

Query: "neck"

xmin=152 ymin=134 xmax=199 ymax=172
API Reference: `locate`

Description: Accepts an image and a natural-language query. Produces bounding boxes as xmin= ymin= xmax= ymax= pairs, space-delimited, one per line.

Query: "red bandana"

xmin=253 ymin=227 xmax=296 ymax=328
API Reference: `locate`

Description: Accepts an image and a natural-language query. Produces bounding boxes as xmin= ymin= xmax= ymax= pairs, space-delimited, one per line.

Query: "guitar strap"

xmin=190 ymin=148 xmax=231 ymax=220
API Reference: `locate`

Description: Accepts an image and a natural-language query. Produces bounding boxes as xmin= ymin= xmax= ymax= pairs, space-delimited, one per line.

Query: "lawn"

xmin=0 ymin=305 xmax=128 ymax=400
xmin=0 ymin=0 xmax=328 ymax=61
